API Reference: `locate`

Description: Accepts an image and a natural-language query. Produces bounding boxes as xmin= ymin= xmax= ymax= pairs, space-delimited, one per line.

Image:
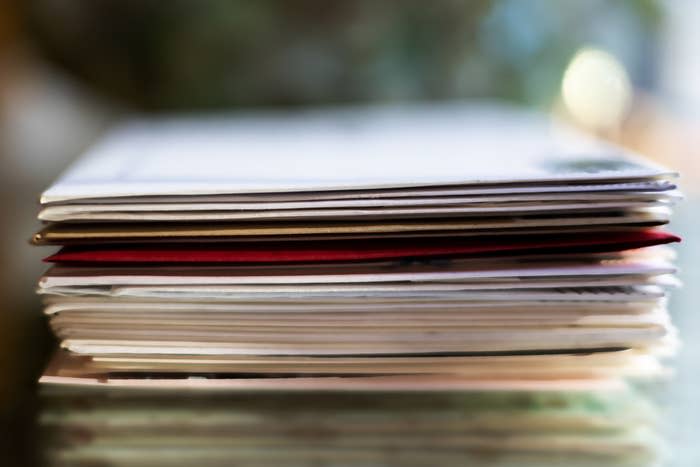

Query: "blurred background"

xmin=0 ymin=1 xmax=698 ymax=465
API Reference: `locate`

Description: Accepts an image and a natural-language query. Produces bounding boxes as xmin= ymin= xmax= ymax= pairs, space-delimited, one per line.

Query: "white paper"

xmin=40 ymin=103 xmax=674 ymax=204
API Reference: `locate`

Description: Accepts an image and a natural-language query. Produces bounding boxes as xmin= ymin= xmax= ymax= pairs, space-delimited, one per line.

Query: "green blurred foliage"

xmin=21 ymin=0 xmax=662 ymax=110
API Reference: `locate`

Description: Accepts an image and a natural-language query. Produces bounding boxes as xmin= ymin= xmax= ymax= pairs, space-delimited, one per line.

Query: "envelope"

xmin=38 ymin=103 xmax=675 ymax=205
xmin=44 ymin=230 xmax=680 ymax=264
xmin=30 ymin=208 xmax=672 ymax=245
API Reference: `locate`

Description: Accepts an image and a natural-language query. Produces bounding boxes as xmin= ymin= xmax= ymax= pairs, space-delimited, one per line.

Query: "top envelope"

xmin=40 ymin=103 xmax=674 ymax=205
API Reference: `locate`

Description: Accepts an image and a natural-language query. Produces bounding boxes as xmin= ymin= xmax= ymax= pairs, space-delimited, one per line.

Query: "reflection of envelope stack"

xmin=34 ymin=104 xmax=680 ymax=464
xmin=40 ymin=386 xmax=662 ymax=466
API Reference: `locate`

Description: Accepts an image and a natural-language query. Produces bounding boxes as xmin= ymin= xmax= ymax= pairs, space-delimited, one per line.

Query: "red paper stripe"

xmin=45 ymin=230 xmax=680 ymax=264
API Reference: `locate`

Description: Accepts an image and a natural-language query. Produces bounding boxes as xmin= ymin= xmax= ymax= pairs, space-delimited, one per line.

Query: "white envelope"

xmin=40 ymin=103 xmax=675 ymax=204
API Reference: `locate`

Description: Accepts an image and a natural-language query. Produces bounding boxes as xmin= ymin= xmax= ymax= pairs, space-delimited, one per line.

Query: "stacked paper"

xmin=34 ymin=104 xmax=680 ymax=464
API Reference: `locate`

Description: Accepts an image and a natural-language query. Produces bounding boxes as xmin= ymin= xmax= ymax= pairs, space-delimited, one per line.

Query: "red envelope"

xmin=44 ymin=230 xmax=680 ymax=264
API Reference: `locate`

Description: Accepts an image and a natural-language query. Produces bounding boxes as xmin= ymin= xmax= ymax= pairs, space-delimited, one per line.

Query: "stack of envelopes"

xmin=34 ymin=104 xmax=681 ymax=390
xmin=34 ymin=104 xmax=681 ymax=465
